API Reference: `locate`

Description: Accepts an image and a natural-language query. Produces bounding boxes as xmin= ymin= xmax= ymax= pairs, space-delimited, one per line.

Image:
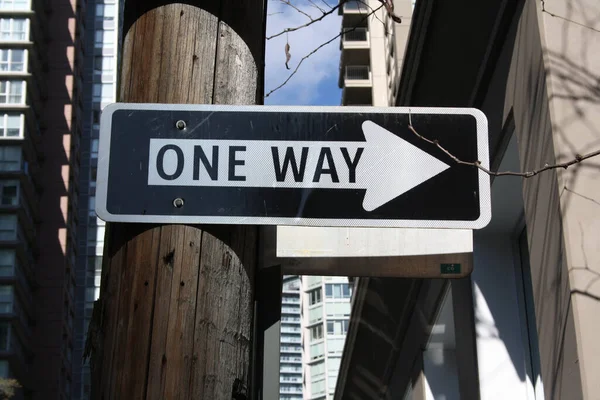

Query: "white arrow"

xmin=147 ymin=121 xmax=450 ymax=211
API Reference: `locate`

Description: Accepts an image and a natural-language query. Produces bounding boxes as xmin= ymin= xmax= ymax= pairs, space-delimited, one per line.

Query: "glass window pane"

xmin=342 ymin=284 xmax=350 ymax=297
xmin=104 ymin=4 xmax=115 ymax=16
xmin=325 ymin=284 xmax=332 ymax=298
xmin=0 ymin=322 xmax=8 ymax=350
xmin=0 ymin=146 xmax=20 ymax=171
xmin=333 ymin=284 xmax=341 ymax=298
xmin=0 ymin=214 xmax=17 ymax=240
xmin=1 ymin=183 xmax=17 ymax=205
xmin=6 ymin=114 xmax=20 ymax=137
xmin=0 ymin=249 xmax=15 ymax=276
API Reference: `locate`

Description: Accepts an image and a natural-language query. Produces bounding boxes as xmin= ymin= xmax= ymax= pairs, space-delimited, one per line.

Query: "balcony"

xmin=281 ymin=325 xmax=301 ymax=334
xmin=282 ymin=295 xmax=300 ymax=304
xmin=280 ymin=345 xmax=302 ymax=353
xmin=280 ymin=376 xmax=303 ymax=384
xmin=281 ymin=306 xmax=300 ymax=315
xmin=280 ymin=386 xmax=303 ymax=394
xmin=341 ymin=27 xmax=369 ymax=49
xmin=280 ymin=366 xmax=302 ymax=374
xmin=281 ymin=335 xmax=302 ymax=344
xmin=280 ymin=355 xmax=302 ymax=363
xmin=344 ymin=65 xmax=371 ymax=85
xmin=338 ymin=0 xmax=369 ymax=14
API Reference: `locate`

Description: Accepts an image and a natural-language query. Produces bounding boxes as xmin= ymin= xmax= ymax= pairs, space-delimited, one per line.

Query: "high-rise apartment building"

xmin=338 ymin=0 xmax=413 ymax=107
xmin=301 ymin=276 xmax=352 ymax=400
xmin=72 ymin=0 xmax=118 ymax=399
xmin=280 ymin=275 xmax=303 ymax=400
xmin=0 ymin=0 xmax=84 ymax=397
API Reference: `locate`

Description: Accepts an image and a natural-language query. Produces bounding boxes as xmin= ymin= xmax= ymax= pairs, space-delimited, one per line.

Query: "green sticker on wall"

xmin=441 ymin=264 xmax=461 ymax=274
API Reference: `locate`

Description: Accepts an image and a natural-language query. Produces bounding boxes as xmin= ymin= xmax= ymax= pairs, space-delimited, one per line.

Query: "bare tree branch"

xmin=280 ymin=0 xmax=314 ymax=21
xmin=307 ymin=0 xmax=328 ymax=14
xmin=267 ymin=1 xmax=344 ymax=40
xmin=407 ymin=112 xmax=600 ymax=178
xmin=377 ymin=0 xmax=402 ymax=23
xmin=266 ymin=5 xmax=383 ymax=98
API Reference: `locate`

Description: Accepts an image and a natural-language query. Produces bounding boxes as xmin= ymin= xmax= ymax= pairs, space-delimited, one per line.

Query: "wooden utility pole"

xmin=85 ymin=1 xmax=266 ymax=399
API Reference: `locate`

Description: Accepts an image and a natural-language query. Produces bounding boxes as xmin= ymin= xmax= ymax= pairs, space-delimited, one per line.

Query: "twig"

xmin=377 ymin=0 xmax=402 ymax=23
xmin=280 ymin=0 xmax=314 ymax=21
xmin=541 ymin=0 xmax=600 ymax=33
xmin=357 ymin=0 xmax=386 ymax=30
xmin=407 ymin=112 xmax=600 ymax=178
xmin=265 ymin=6 xmax=383 ymax=98
xmin=320 ymin=0 xmax=333 ymax=9
xmin=307 ymin=0 xmax=327 ymax=14
xmin=267 ymin=1 xmax=344 ymax=40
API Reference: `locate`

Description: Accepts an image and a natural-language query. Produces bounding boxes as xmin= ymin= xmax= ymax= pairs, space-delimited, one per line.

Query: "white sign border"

xmin=96 ymin=103 xmax=491 ymax=229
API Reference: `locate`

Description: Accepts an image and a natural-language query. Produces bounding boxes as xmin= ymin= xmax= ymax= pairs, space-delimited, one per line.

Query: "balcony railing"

xmin=343 ymin=27 xmax=367 ymax=42
xmin=281 ymin=356 xmax=302 ymax=362
xmin=281 ymin=336 xmax=302 ymax=343
xmin=282 ymin=296 xmax=300 ymax=304
xmin=345 ymin=65 xmax=370 ymax=80
xmin=343 ymin=0 xmax=369 ymax=13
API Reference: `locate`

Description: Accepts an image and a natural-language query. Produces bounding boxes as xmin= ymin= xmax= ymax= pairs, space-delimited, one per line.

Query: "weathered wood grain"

xmin=88 ymin=2 xmax=265 ymax=399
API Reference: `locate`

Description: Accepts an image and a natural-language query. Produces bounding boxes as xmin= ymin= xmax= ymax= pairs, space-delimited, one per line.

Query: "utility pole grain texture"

xmin=85 ymin=2 xmax=266 ymax=399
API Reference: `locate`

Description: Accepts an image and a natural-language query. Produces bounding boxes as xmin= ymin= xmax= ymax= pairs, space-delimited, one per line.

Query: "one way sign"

xmin=96 ymin=104 xmax=491 ymax=229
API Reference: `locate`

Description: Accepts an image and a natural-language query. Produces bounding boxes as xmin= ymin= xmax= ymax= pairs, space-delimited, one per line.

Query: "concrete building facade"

xmin=338 ymin=0 xmax=413 ymax=107
xmin=0 ymin=0 xmax=84 ymax=397
xmin=301 ymin=276 xmax=352 ymax=400
xmin=72 ymin=0 xmax=118 ymax=399
xmin=335 ymin=0 xmax=600 ymax=399
xmin=280 ymin=275 xmax=303 ymax=400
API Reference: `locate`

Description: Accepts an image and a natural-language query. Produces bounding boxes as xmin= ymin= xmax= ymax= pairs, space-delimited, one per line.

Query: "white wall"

xmin=472 ymin=136 xmax=540 ymax=400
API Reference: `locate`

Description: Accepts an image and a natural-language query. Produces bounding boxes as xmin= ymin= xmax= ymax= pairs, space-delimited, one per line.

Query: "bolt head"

xmin=176 ymin=120 xmax=186 ymax=130
xmin=173 ymin=198 xmax=184 ymax=208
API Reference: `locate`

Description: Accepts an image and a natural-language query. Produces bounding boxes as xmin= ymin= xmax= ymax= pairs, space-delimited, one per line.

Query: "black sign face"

xmin=96 ymin=104 xmax=490 ymax=229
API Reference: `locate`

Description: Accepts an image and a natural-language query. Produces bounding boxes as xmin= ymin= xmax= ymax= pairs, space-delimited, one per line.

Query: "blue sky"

xmin=264 ymin=1 xmax=342 ymax=106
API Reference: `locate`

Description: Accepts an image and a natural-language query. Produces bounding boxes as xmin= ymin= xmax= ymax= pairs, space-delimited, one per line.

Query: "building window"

xmin=311 ymin=378 xmax=326 ymax=396
xmin=310 ymin=342 xmax=324 ymax=360
xmin=0 ymin=18 xmax=27 ymax=41
xmin=0 ymin=114 xmax=22 ymax=137
xmin=93 ymin=83 xmax=114 ymax=101
xmin=95 ymin=30 xmax=114 ymax=46
xmin=0 ymin=214 xmax=17 ymax=240
xmin=0 ymin=0 xmax=29 ymax=10
xmin=94 ymin=56 xmax=114 ymax=73
xmin=96 ymin=4 xmax=116 ymax=19
xmin=308 ymin=288 xmax=322 ymax=305
xmin=325 ymin=283 xmax=351 ymax=299
xmin=0 ymin=49 xmax=25 ymax=72
xmin=326 ymin=319 xmax=349 ymax=335
xmin=308 ymin=305 xmax=322 ymax=324
xmin=0 ymin=285 xmax=13 ymax=312
xmin=91 ymin=138 xmax=99 ymax=158
xmin=90 ymin=167 xmax=97 ymax=187
xmin=85 ymin=287 xmax=99 ymax=302
xmin=0 ymin=146 xmax=20 ymax=171
xmin=0 ymin=80 xmax=25 ymax=104
xmin=0 ymin=250 xmax=15 ymax=276
xmin=310 ymin=324 xmax=323 ymax=341
xmin=0 ymin=322 xmax=8 ymax=350
xmin=0 ymin=180 xmax=18 ymax=205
